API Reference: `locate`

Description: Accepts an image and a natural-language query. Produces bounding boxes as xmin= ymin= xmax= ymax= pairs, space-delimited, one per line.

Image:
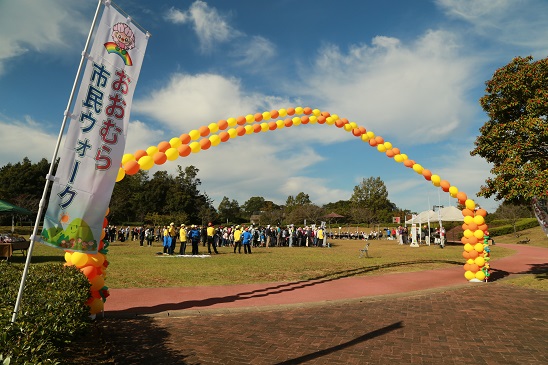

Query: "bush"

xmin=488 ymin=218 xmax=539 ymax=237
xmin=0 ymin=262 xmax=91 ymax=364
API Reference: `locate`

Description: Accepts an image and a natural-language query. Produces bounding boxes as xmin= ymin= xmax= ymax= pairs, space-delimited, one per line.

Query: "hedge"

xmin=0 ymin=262 xmax=91 ymax=365
xmin=487 ymin=218 xmax=539 ymax=237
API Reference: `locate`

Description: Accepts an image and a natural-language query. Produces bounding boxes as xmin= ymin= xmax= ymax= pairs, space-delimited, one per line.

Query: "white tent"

xmin=438 ymin=206 xmax=464 ymax=222
xmin=405 ymin=206 xmax=463 ymax=224
xmin=405 ymin=210 xmax=436 ymax=224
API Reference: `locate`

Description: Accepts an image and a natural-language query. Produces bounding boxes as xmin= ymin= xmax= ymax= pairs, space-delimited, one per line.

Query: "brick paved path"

xmin=100 ymin=244 xmax=547 ymax=364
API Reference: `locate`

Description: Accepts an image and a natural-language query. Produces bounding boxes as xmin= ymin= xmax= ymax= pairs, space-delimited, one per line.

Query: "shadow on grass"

xmin=6 ymin=255 xmax=64 ymax=264
xmin=107 ymin=259 xmax=463 ymax=316
xmin=275 ymin=321 xmax=404 ymax=365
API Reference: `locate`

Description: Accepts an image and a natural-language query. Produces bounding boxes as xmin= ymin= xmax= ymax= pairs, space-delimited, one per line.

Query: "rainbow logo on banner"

xmin=104 ymin=42 xmax=133 ymax=65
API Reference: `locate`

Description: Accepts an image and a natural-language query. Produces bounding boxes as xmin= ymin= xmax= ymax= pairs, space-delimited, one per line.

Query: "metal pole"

xmin=11 ymin=0 xmax=104 ymax=324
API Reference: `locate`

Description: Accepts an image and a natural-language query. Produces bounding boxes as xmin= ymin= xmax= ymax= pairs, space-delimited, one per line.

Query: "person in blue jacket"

xmin=242 ymin=226 xmax=253 ymax=254
xmin=189 ymin=225 xmax=201 ymax=255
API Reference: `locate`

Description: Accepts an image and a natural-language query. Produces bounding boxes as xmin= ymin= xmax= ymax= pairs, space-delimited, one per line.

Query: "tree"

xmin=217 ymin=196 xmax=242 ymax=224
xmin=242 ymin=196 xmax=266 ymax=216
xmin=471 ymin=56 xmax=548 ymax=203
xmin=350 ymin=177 xmax=394 ymax=223
xmin=493 ymin=201 xmax=532 ymax=234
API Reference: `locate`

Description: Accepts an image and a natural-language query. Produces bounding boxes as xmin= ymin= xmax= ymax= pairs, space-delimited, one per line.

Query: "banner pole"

xmin=11 ymin=0 xmax=104 ymax=324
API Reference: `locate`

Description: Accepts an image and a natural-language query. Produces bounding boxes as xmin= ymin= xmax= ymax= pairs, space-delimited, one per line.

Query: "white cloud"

xmin=436 ymin=0 xmax=548 ymax=55
xmin=165 ymin=1 xmax=239 ymax=52
xmin=0 ymin=0 xmax=89 ymax=75
xmin=297 ymin=30 xmax=477 ymax=146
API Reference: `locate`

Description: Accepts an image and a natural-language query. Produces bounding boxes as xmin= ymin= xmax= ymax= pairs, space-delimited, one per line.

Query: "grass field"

xmin=4 ymin=225 xmax=546 ymax=289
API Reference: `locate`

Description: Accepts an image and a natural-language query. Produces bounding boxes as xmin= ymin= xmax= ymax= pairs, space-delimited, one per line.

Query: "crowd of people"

xmin=104 ymin=223 xmax=447 ymax=255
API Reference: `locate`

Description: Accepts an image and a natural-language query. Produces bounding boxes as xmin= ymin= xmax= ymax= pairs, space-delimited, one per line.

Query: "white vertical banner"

xmin=40 ymin=2 xmax=149 ymax=253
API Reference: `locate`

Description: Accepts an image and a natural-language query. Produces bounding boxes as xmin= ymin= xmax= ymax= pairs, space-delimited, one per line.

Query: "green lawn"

xmin=6 ymin=225 xmax=546 ymax=289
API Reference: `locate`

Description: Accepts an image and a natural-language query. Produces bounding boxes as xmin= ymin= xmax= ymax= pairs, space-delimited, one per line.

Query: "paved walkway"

xmin=100 ymin=244 xmax=548 ymax=365
xmin=105 ymin=244 xmax=546 ymax=316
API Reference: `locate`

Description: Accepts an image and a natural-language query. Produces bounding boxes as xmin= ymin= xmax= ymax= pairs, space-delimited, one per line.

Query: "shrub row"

xmin=0 ymin=262 xmax=91 ymax=365
xmin=487 ymin=218 xmax=539 ymax=237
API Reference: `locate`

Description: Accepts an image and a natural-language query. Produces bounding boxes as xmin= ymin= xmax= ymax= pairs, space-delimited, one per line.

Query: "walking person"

xmin=206 ymin=222 xmax=219 ymax=254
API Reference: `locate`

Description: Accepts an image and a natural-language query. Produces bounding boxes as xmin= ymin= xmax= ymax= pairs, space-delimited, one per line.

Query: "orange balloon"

xmin=153 ymin=152 xmax=167 ymax=165
xmin=198 ymin=126 xmax=210 ymax=137
xmin=199 ymin=138 xmax=211 ymax=150
xmin=476 ymin=208 xmax=487 ymax=217
xmin=456 ymin=191 xmax=467 ymax=203
xmin=217 ymin=120 xmax=228 ymax=130
xmin=134 ymin=149 xmax=148 ymax=161
xmin=303 ymin=107 xmax=312 ymax=115
xmin=268 ymin=121 xmax=277 ymax=131
xmin=284 ymin=118 xmax=293 ymax=127
xmin=157 ymin=141 xmax=171 ymax=152
xmin=270 ymin=109 xmax=280 ymax=118
xmin=375 ymin=136 xmax=384 ymax=144
xmin=461 ymin=236 xmax=469 ymax=244
xmin=236 ymin=116 xmax=246 ymax=125
xmin=253 ymin=124 xmax=262 ymax=133
xmin=469 ymin=264 xmax=479 ymax=273
xmin=180 ymin=134 xmax=191 ymax=144
xmin=422 ymin=169 xmax=432 ymax=181
xmin=462 ymin=251 xmax=470 ymax=259
xmin=124 ymin=160 xmax=140 ymax=175
xmin=301 ymin=116 xmax=310 ymax=124
xmin=461 ymin=223 xmax=468 ymax=231
xmin=403 ymin=159 xmax=414 ymax=167
xmin=468 ymin=222 xmax=478 ymax=231
xmin=468 ymin=236 xmax=478 ymax=244
xmin=321 ymin=111 xmax=330 ymax=118
xmin=468 ymin=250 xmax=479 ymax=259
xmin=462 ymin=208 xmax=474 ymax=217
xmin=236 ymin=126 xmax=246 ymax=136
xmin=352 ymin=128 xmax=362 ymax=137
xmin=219 ymin=131 xmax=230 ymax=142
xmin=440 ymin=180 xmax=450 ymax=192
xmin=392 ymin=147 xmax=400 ymax=155
xmin=359 ymin=126 xmax=367 ymax=134
xmin=103 ymin=217 xmax=108 ymax=228
xmin=386 ymin=150 xmax=395 ymax=158
xmin=287 ymin=107 xmax=296 ymax=115
xmin=253 ymin=113 xmax=262 ymax=122
xmin=317 ymin=116 xmax=326 ymax=124
xmin=368 ymin=139 xmax=378 ymax=147
xmin=81 ymin=265 xmax=98 ymax=280
xmin=335 ymin=119 xmax=345 ymax=128
xmin=178 ymin=144 xmax=191 ymax=157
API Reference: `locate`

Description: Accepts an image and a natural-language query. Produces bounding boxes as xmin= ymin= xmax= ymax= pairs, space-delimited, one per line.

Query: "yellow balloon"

xmin=309 ymin=115 xmax=318 ymax=124
xmin=331 ymin=114 xmax=339 ymax=120
xmin=394 ymin=154 xmax=404 ymax=163
xmin=366 ymin=131 xmax=375 ymax=139
xmin=190 ymin=141 xmax=201 ymax=153
xmin=343 ymin=123 xmax=352 ymax=132
xmin=463 ymin=243 xmax=473 ymax=252
xmin=431 ymin=175 xmax=441 ymax=187
xmin=71 ymin=252 xmax=88 ymax=268
xmin=377 ymin=144 xmax=387 ymax=152
xmin=188 ymin=129 xmax=200 ymax=140
xmin=473 ymin=215 xmax=485 ymax=225
xmin=64 ymin=252 xmax=72 ymax=265
xmin=116 ymin=168 xmax=125 ymax=182
xmin=245 ymin=125 xmax=253 ymax=134
xmin=466 ymin=258 xmax=475 ymax=265
xmin=121 ymin=153 xmax=135 ymax=164
xmin=412 ymin=164 xmax=423 ymax=174
xmin=383 ymin=142 xmax=392 ymax=150
xmin=146 ymin=146 xmax=159 ymax=156
xmin=312 ymin=109 xmax=321 ymax=116
xmin=262 ymin=111 xmax=271 ymax=120
xmin=465 ymin=199 xmax=476 ymax=210
xmin=276 ymin=120 xmax=284 ymax=128
xmin=474 ymin=257 xmax=485 ymax=267
xmin=208 ymin=123 xmax=219 ymax=133
xmin=169 ymin=137 xmax=182 ymax=148
xmin=449 ymin=186 xmax=458 ymax=197
xmin=464 ymin=271 xmax=475 ymax=280
xmin=475 ymin=271 xmax=486 ymax=281
xmin=165 ymin=147 xmax=179 ymax=161
xmin=278 ymin=108 xmax=287 ymax=117
xmin=88 ymin=253 xmax=105 ymax=268
xmin=260 ymin=122 xmax=269 ymax=132
xmin=228 ymin=128 xmax=237 ymax=138
xmin=227 ymin=117 xmax=237 ymax=127
xmin=349 ymin=122 xmax=358 ymax=129
xmin=361 ymin=134 xmax=371 ymax=142
xmin=295 ymin=106 xmax=304 ymax=114
xmin=245 ymin=114 xmax=254 ymax=124
xmin=292 ymin=116 xmax=301 ymax=126
xmin=400 ymin=153 xmax=408 ymax=160
xmin=474 ymin=243 xmax=484 ymax=252
xmin=473 ymin=229 xmax=485 ymax=239
xmin=464 ymin=216 xmax=474 ymax=224
xmin=326 ymin=116 xmax=335 ymax=125
xmin=138 ymin=156 xmax=154 ymax=170
xmin=209 ymin=134 xmax=221 ymax=146
xmin=463 ymin=229 xmax=473 ymax=238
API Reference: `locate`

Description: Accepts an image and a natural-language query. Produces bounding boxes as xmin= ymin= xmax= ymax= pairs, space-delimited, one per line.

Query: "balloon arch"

xmin=67 ymin=106 xmax=491 ymax=315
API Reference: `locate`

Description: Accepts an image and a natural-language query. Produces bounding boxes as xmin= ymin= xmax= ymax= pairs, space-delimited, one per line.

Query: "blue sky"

xmin=1 ymin=0 xmax=547 ymax=214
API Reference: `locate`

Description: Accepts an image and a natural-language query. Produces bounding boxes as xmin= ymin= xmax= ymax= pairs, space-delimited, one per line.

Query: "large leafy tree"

xmin=217 ymin=196 xmax=242 ymax=224
xmin=471 ymin=56 xmax=548 ymax=203
xmin=242 ymin=196 xmax=266 ymax=216
xmin=350 ymin=177 xmax=394 ymax=223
